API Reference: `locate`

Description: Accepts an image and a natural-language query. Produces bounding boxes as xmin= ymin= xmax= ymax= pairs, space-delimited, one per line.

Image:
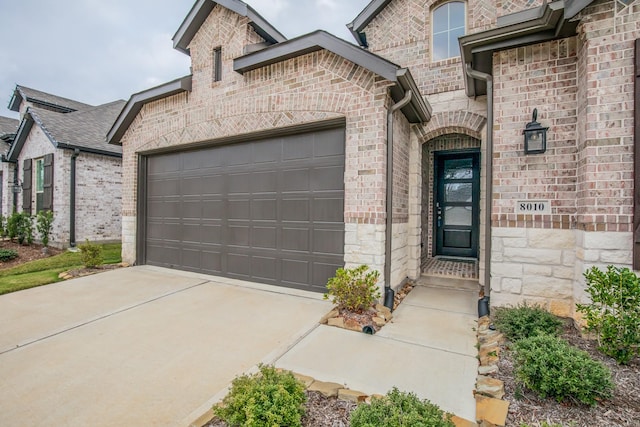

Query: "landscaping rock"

xmin=372 ymin=316 xmax=386 ymax=327
xmin=344 ymin=318 xmax=362 ymax=332
xmin=308 ymin=381 xmax=344 ymax=398
xmin=293 ymin=373 xmax=315 ymax=388
xmin=337 ymin=388 xmax=368 ymax=403
xmin=319 ymin=309 xmax=339 ymax=324
xmin=327 ymin=317 xmax=344 ymax=328
xmin=476 ymin=375 xmax=505 ymax=400
xmin=476 ymin=395 xmax=509 ymax=426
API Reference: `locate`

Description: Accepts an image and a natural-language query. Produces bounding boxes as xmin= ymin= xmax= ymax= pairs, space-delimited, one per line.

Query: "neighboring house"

xmin=108 ymin=0 xmax=636 ymax=321
xmin=0 ymin=115 xmax=19 ymax=217
xmin=5 ymin=86 xmax=124 ymax=248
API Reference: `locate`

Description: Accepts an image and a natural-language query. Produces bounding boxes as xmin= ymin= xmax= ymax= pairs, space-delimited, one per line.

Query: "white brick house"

xmin=4 ymin=86 xmax=124 ymax=248
xmin=0 ymin=116 xmax=19 ymax=218
xmin=109 ymin=0 xmax=637 ymax=319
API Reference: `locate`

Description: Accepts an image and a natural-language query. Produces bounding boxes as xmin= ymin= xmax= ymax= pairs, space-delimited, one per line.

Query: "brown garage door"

xmin=143 ymin=127 xmax=345 ymax=293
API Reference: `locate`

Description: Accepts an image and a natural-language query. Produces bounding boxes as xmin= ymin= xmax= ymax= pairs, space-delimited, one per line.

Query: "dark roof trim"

xmin=460 ymin=0 xmax=594 ymax=97
xmin=107 ymin=76 xmax=193 ymax=145
xmin=9 ymin=87 xmax=77 ymax=113
xmin=173 ymin=0 xmax=286 ymax=55
xmin=347 ymin=0 xmax=391 ymax=47
xmin=8 ymin=109 xmax=124 ymax=161
xmin=234 ymin=30 xmax=430 ymax=123
xmin=6 ymin=114 xmax=37 ymax=162
xmin=57 ymin=143 xmax=122 ymax=158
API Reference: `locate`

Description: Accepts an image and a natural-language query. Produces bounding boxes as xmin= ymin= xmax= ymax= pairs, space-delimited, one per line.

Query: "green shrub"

xmin=324 ymin=265 xmax=381 ymax=312
xmin=493 ymin=303 xmax=563 ymax=342
xmin=576 ymin=265 xmax=640 ymax=364
xmin=350 ymin=387 xmax=455 ymax=427
xmin=78 ymin=240 xmax=103 ymax=268
xmin=0 ymin=249 xmax=18 ymax=262
xmin=212 ymin=365 xmax=306 ymax=427
xmin=36 ymin=210 xmax=54 ymax=247
xmin=0 ymin=215 xmax=6 ymax=238
xmin=513 ymin=334 xmax=613 ymax=406
xmin=7 ymin=213 xmax=34 ymax=245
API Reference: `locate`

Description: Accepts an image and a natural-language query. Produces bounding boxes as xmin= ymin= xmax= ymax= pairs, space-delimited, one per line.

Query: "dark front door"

xmin=435 ymin=151 xmax=480 ymax=258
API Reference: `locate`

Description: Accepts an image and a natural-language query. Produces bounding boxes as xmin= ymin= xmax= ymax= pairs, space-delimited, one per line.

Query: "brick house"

xmin=109 ymin=0 xmax=635 ymax=319
xmin=3 ymin=86 xmax=124 ymax=247
xmin=0 ymin=116 xmax=19 ymax=217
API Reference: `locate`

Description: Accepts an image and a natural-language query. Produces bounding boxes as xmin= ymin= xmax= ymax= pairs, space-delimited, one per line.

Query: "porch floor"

xmin=422 ymin=257 xmax=478 ymax=280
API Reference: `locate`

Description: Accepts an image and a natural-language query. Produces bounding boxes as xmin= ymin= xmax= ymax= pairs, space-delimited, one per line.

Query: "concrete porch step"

xmin=418 ymin=274 xmax=481 ymax=293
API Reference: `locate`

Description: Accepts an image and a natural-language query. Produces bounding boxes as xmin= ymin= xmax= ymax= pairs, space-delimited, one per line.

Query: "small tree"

xmin=0 ymin=215 xmax=6 ymax=238
xmin=576 ymin=266 xmax=640 ymax=364
xmin=36 ymin=210 xmax=54 ymax=248
xmin=324 ymin=265 xmax=381 ymax=312
xmin=6 ymin=212 xmax=20 ymax=242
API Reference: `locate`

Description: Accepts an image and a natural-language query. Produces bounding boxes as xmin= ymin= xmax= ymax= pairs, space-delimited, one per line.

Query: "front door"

xmin=435 ymin=151 xmax=479 ymax=258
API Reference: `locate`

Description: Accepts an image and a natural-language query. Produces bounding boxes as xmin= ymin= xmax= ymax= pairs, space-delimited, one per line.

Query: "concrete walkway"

xmin=276 ymin=283 xmax=479 ymax=421
xmin=0 ymin=266 xmax=330 ymax=427
xmin=0 ymin=266 xmax=478 ymax=426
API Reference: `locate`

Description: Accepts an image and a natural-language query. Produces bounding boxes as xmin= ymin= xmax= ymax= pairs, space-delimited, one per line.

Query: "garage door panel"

xmin=282 ymin=199 xmax=309 ymax=221
xmin=253 ymin=226 xmax=277 ymax=249
xmin=312 ymin=198 xmax=344 ymax=222
xmin=313 ymin=229 xmax=344 ymax=254
xmin=283 ymin=135 xmax=314 ymax=160
xmin=312 ymin=166 xmax=345 ymax=191
xmin=281 ymin=169 xmax=310 ymax=192
xmin=252 ymin=171 xmax=278 ymax=193
xmin=228 ymin=200 xmax=250 ymax=220
xmin=314 ymin=128 xmax=345 ymax=157
xmin=282 ymin=227 xmax=310 ymax=252
xmin=145 ymin=127 xmax=345 ymax=293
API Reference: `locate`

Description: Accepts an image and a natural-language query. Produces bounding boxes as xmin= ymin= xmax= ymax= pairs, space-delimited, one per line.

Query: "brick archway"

xmin=420 ymin=111 xmax=486 ymax=143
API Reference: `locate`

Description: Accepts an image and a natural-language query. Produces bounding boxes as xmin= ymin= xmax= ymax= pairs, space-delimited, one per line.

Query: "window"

xmin=432 ymin=2 xmax=465 ymax=61
xmin=35 ymin=158 xmax=44 ymax=212
xmin=212 ymin=46 xmax=222 ymax=82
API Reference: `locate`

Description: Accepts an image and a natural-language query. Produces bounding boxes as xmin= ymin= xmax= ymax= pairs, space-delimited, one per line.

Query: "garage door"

xmin=143 ymin=127 xmax=345 ymax=293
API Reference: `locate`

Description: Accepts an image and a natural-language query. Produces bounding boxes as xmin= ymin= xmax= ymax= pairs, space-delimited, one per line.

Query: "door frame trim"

xmin=433 ymin=148 xmax=481 ymax=259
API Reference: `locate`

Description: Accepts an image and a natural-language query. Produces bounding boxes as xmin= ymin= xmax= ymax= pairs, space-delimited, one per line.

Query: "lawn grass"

xmin=0 ymin=243 xmax=121 ymax=295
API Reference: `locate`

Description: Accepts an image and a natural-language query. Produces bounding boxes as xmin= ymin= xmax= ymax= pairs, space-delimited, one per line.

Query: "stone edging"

xmin=475 ymin=315 xmax=510 ymax=426
xmin=319 ymin=303 xmax=393 ymax=332
xmin=189 ymin=371 xmax=474 ymax=427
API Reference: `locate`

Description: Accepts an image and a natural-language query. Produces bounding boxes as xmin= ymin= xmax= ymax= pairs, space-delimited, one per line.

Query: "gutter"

xmin=70 ymin=149 xmax=80 ymax=248
xmin=465 ymin=64 xmax=493 ymax=298
xmin=384 ymin=90 xmax=413 ymax=310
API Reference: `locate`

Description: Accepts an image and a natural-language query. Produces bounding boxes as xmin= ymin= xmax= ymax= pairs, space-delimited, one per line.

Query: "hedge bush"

xmin=0 ymin=249 xmax=18 ymax=262
xmin=212 ymin=365 xmax=306 ymax=427
xmin=324 ymin=265 xmax=381 ymax=312
xmin=513 ymin=334 xmax=613 ymax=406
xmin=350 ymin=387 xmax=455 ymax=427
xmin=78 ymin=240 xmax=103 ymax=268
xmin=493 ymin=303 xmax=563 ymax=342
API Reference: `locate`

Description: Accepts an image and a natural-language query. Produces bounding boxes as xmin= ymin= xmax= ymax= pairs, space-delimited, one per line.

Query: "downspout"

xmin=69 ymin=149 xmax=80 ymax=248
xmin=465 ymin=64 xmax=493 ymax=298
xmin=384 ymin=90 xmax=413 ymax=310
xmin=12 ymin=160 xmax=18 ymax=213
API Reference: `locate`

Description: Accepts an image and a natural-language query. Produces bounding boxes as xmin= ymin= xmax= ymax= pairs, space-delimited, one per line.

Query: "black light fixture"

xmin=12 ymin=180 xmax=22 ymax=194
xmin=523 ymin=108 xmax=548 ymax=154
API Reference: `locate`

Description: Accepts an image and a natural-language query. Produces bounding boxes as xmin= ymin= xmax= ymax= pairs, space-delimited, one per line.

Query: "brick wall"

xmin=15 ymin=125 xmax=121 ymax=247
xmin=492 ymin=38 xmax=578 ymax=229
xmin=119 ymin=6 xmax=414 ymax=290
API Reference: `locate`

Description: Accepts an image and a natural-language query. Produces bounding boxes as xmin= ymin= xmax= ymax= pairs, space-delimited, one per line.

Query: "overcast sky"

xmin=0 ymin=0 xmax=370 ymax=120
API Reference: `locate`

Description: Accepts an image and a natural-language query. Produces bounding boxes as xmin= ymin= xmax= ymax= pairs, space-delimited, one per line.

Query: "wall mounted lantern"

xmin=523 ymin=108 xmax=548 ymax=155
xmin=12 ymin=181 xmax=22 ymax=194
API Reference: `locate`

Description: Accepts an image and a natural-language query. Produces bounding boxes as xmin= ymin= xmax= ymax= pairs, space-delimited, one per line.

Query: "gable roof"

xmin=8 ymin=85 xmax=94 ymax=114
xmin=173 ymin=0 xmax=286 ymax=55
xmin=460 ymin=0 xmax=595 ymax=96
xmin=7 ymin=100 xmax=126 ymax=161
xmin=234 ymin=30 xmax=431 ymax=123
xmin=347 ymin=0 xmax=391 ymax=47
xmin=0 ymin=116 xmax=19 ymax=136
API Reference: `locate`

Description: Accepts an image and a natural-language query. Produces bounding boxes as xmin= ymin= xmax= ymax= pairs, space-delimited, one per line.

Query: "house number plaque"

xmin=516 ymin=200 xmax=550 ymax=214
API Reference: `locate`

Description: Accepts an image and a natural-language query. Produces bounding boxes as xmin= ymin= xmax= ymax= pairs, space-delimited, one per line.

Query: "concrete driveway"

xmin=0 ymin=266 xmax=330 ymax=426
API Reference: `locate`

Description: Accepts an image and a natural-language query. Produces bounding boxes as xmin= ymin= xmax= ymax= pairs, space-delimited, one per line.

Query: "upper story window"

xmin=432 ymin=2 xmax=466 ymax=61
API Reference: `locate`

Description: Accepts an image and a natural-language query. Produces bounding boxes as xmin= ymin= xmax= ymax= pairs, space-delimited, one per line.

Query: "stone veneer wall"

xmin=0 ymin=163 xmax=15 ymax=216
xmin=120 ymin=6 xmax=417 ymax=292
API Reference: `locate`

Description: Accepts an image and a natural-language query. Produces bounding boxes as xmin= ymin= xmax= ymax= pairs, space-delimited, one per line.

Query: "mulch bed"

xmin=0 ymin=239 xmax=62 ymax=270
xmin=495 ymin=321 xmax=640 ymax=426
